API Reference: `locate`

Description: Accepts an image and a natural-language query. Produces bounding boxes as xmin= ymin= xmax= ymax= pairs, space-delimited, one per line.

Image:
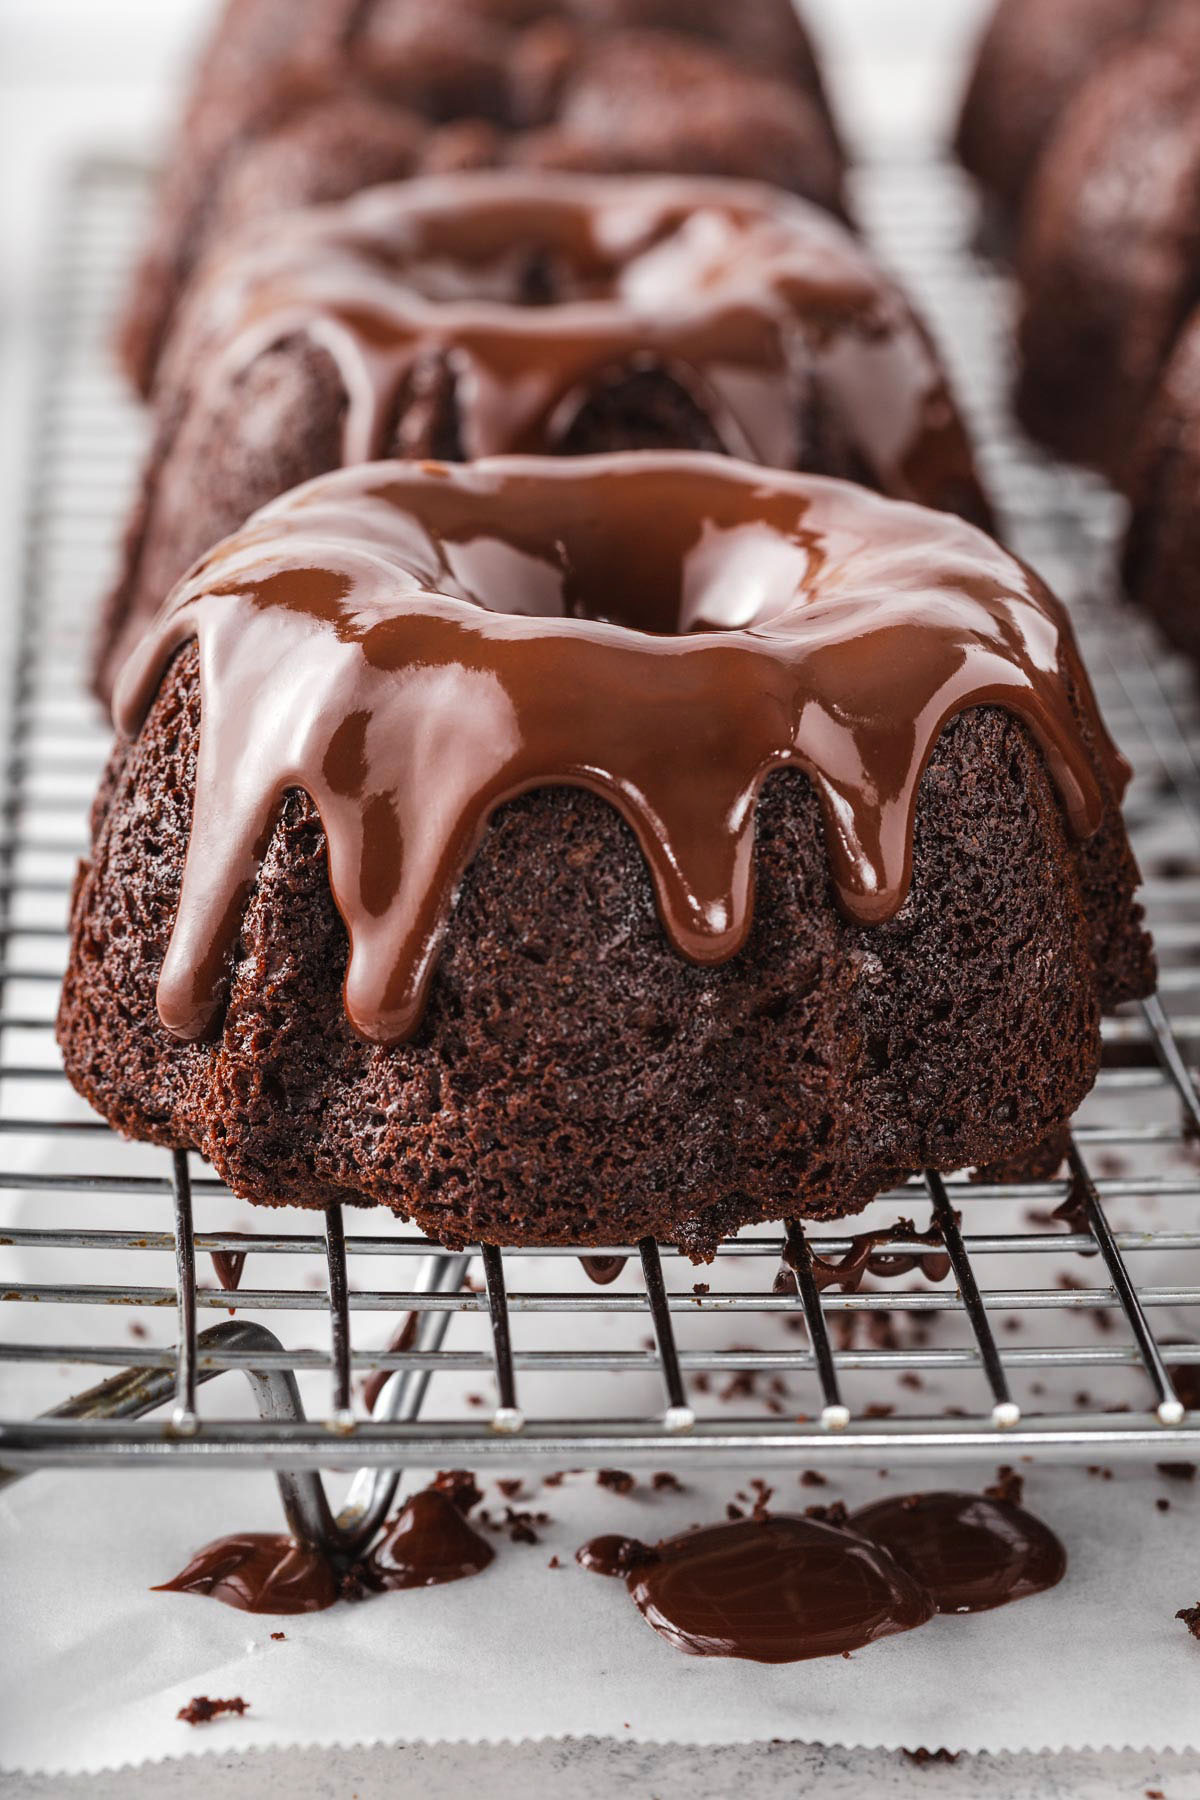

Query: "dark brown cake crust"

xmin=1014 ymin=26 xmax=1200 ymax=477
xmin=1122 ymin=310 xmax=1200 ymax=666
xmin=117 ymin=0 xmax=843 ymax=398
xmin=59 ymin=627 xmax=1152 ymax=1255
xmin=955 ymin=0 xmax=1152 ymax=222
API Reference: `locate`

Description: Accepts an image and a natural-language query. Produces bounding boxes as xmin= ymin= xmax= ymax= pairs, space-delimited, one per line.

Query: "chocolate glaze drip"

xmin=210 ymin=1250 xmax=246 ymax=1292
xmin=578 ymin=1514 xmax=933 ymax=1661
xmin=847 ymin=1491 xmax=1066 ymax=1614
xmin=775 ymin=1219 xmax=951 ymax=1296
xmin=362 ymin=1312 xmax=419 ymax=1412
xmin=154 ymin=1532 xmax=339 ymax=1614
xmin=579 ymin=1255 xmax=628 ymax=1285
xmin=367 ymin=1486 xmax=495 ymax=1588
xmin=167 ymin=171 xmax=984 ymax=516
xmin=116 ymin=453 xmax=1124 ymax=1048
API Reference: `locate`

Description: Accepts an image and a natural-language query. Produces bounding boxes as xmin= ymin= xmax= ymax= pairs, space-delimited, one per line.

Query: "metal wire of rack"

xmin=3 ymin=158 xmax=1200 ymax=1557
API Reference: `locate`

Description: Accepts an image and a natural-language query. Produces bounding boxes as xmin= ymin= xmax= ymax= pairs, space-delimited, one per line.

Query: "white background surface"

xmin=4 ymin=2 xmax=1200 ymax=1793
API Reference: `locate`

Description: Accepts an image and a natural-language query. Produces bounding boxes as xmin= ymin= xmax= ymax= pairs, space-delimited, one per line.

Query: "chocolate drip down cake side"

xmin=58 ymin=455 xmax=1153 ymax=1255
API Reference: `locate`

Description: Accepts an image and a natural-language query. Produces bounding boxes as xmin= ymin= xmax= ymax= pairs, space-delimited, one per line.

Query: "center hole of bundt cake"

xmin=443 ymin=507 xmax=811 ymax=638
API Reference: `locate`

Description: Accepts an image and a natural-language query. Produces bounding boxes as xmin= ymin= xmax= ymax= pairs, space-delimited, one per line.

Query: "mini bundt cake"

xmin=118 ymin=0 xmax=843 ymax=398
xmin=95 ymin=170 xmax=990 ymax=703
xmin=1014 ymin=18 xmax=1200 ymax=475
xmin=1122 ymin=310 xmax=1200 ymax=668
xmin=59 ymin=454 xmax=1154 ymax=1254
xmin=955 ymin=0 xmax=1156 ymax=223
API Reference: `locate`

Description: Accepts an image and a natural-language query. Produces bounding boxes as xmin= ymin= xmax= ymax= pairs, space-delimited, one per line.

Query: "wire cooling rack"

xmin=3 ymin=159 xmax=1200 ymax=1554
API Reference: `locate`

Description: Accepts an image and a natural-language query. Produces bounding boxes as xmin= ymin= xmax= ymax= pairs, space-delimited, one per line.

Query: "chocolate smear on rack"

xmin=775 ymin=1219 xmax=951 ymax=1297
xmin=362 ymin=1312 xmax=419 ymax=1413
xmin=210 ymin=1250 xmax=246 ymax=1292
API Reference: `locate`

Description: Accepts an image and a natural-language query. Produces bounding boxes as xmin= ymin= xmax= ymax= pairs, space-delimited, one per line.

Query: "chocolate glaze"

xmin=848 ymin=1491 xmax=1066 ymax=1614
xmin=363 ymin=1312 xmax=419 ymax=1412
xmin=576 ymin=1532 xmax=659 ymax=1576
xmin=154 ymin=1532 xmax=340 ymax=1614
xmin=776 ymin=1219 xmax=951 ymax=1296
xmin=579 ymin=1255 xmax=628 ymax=1285
xmin=210 ymin=1250 xmax=246 ymax=1291
xmin=157 ymin=1478 xmax=492 ymax=1615
xmin=167 ymin=170 xmax=987 ymax=519
xmin=578 ymin=1513 xmax=933 ymax=1661
xmin=115 ymin=453 xmax=1124 ymax=1048
xmin=367 ymin=1486 xmax=495 ymax=1588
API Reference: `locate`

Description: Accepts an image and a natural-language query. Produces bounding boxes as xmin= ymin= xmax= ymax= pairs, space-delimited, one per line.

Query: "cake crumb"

xmin=983 ymin=1465 xmax=1023 ymax=1507
xmin=269 ymin=1631 xmax=286 ymax=1642
xmin=177 ymin=1696 xmax=247 ymax=1726
xmin=597 ymin=1469 xmax=635 ymax=1494
xmin=651 ymin=1472 xmax=683 ymax=1492
xmin=799 ymin=1470 xmax=827 ymax=1488
xmin=1177 ymin=1601 xmax=1200 ymax=1639
xmin=1158 ymin=1462 xmax=1196 ymax=1481
xmin=1157 ymin=1498 xmax=1171 ymax=1513
xmin=903 ymin=1748 xmax=958 ymax=1765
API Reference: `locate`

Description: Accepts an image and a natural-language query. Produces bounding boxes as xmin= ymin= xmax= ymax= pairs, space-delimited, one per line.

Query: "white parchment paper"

xmin=3 ymin=1071 xmax=1200 ymax=1775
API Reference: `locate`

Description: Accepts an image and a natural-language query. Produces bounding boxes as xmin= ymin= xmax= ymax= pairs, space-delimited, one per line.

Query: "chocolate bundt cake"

xmin=955 ymin=0 xmax=1155 ymax=222
xmin=118 ymin=0 xmax=843 ymax=398
xmin=59 ymin=454 xmax=1154 ymax=1254
xmin=1122 ymin=310 xmax=1200 ymax=667
xmin=1014 ymin=19 xmax=1200 ymax=475
xmin=95 ymin=170 xmax=990 ymax=703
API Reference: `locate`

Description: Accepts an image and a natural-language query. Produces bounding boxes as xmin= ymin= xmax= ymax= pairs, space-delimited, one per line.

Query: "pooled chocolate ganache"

xmin=577 ymin=1487 xmax=1066 ymax=1660
xmin=60 ymin=453 xmax=1152 ymax=1252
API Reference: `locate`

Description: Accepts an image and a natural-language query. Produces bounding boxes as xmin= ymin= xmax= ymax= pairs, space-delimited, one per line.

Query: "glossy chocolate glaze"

xmin=115 ymin=453 xmax=1124 ymax=1048
xmin=576 ymin=1532 xmax=658 ymax=1576
xmin=157 ymin=1479 xmax=492 ymax=1615
xmin=154 ymin=1532 xmax=340 ymax=1614
xmin=579 ymin=1255 xmax=628 ymax=1284
xmin=367 ymin=1487 xmax=495 ymax=1588
xmin=578 ymin=1514 xmax=933 ymax=1661
xmin=848 ymin=1491 xmax=1067 ymax=1614
xmin=775 ymin=1220 xmax=951 ymax=1296
xmin=167 ymin=170 xmax=986 ymax=518
xmin=210 ymin=1250 xmax=246 ymax=1291
xmin=362 ymin=1312 xmax=419 ymax=1412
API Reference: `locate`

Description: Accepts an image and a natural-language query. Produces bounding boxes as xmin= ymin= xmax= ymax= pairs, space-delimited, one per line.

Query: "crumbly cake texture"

xmin=60 ymin=481 xmax=1152 ymax=1260
xmin=117 ymin=0 xmax=843 ymax=397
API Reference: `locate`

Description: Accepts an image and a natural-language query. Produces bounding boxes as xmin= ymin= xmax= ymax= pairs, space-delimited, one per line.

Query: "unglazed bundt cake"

xmin=1122 ymin=311 xmax=1200 ymax=669
xmin=58 ymin=454 xmax=1154 ymax=1254
xmin=95 ymin=170 xmax=990 ymax=703
xmin=955 ymin=0 xmax=1158 ymax=223
xmin=1013 ymin=17 xmax=1200 ymax=476
xmin=118 ymin=0 xmax=843 ymax=397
